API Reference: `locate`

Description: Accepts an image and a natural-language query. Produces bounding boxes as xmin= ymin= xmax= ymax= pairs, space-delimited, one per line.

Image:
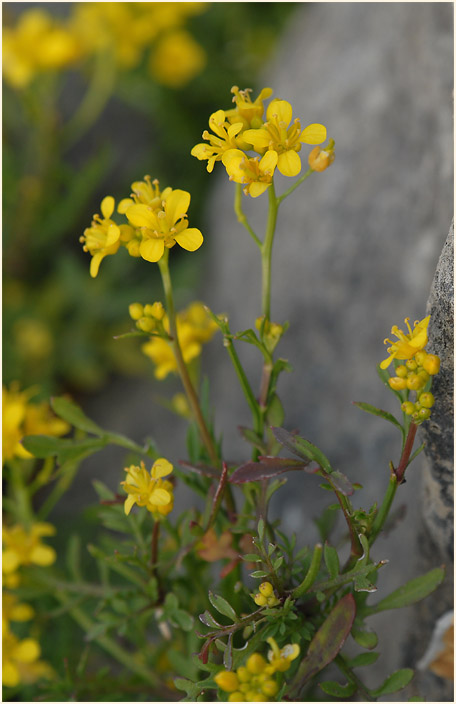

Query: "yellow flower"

xmin=141 ymin=302 xmax=217 ymax=378
xmin=121 ymin=458 xmax=174 ymax=518
xmin=222 ymin=149 xmax=278 ymax=197
xmin=243 ymin=99 xmax=326 ymax=177
xmin=191 ymin=110 xmax=244 ymax=173
xmin=2 ymin=9 xmax=81 ymax=88
xmin=80 ymin=196 xmax=123 ymax=277
xmin=124 ymin=189 xmax=203 ymax=262
xmin=308 ymin=138 xmax=335 ymax=172
xmin=2 ymin=384 xmax=70 ymax=463
xmin=149 ymin=29 xmax=206 ymax=87
xmin=3 ymin=593 xmax=35 ymax=627
xmin=225 ymin=86 xmax=274 ymax=129
xmin=267 ymin=637 xmax=300 ymax=672
xmin=2 ymin=523 xmax=57 ymax=575
xmin=380 ymin=316 xmax=430 ymax=370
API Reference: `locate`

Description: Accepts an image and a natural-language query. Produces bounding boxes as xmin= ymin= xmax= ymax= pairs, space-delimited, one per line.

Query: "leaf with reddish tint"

xmin=272 ymin=427 xmax=333 ymax=474
xmin=290 ymin=594 xmax=356 ymax=695
xmin=229 ymin=457 xmax=310 ymax=483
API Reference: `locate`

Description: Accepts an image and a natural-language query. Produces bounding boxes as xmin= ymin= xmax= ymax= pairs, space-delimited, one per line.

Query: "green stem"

xmin=223 ymin=334 xmax=261 ymax=433
xmin=261 ymin=183 xmax=279 ymax=321
xmin=276 ymin=167 xmax=313 ymax=205
xmin=158 ymin=252 xmax=219 ymax=468
xmin=335 ymin=655 xmax=375 ymax=701
xmin=369 ymin=473 xmax=398 ymax=545
xmin=292 ymin=543 xmax=323 ymax=598
xmin=234 ymin=183 xmax=262 ymax=248
xmin=8 ymin=459 xmax=35 ymax=528
xmin=37 ymin=460 xmax=79 ymax=521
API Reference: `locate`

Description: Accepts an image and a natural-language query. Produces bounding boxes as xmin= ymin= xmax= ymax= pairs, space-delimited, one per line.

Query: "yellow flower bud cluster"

xmin=129 ymin=301 xmax=166 ymax=334
xmin=214 ymin=637 xmax=300 ymax=702
xmin=192 ymin=86 xmax=332 ymax=191
xmin=252 ymin=581 xmax=280 ymax=607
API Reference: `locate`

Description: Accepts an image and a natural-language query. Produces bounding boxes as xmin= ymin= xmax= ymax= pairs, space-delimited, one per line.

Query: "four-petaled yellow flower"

xmin=222 ymin=149 xmax=278 ymax=197
xmin=243 ymin=99 xmax=326 ymax=177
xmin=191 ymin=110 xmax=244 ymax=173
xmin=380 ymin=316 xmax=430 ymax=370
xmin=2 ymin=523 xmax=57 ymax=576
xmin=121 ymin=458 xmax=174 ymax=518
xmin=80 ymin=196 xmax=123 ymax=277
xmin=124 ymin=189 xmax=203 ymax=262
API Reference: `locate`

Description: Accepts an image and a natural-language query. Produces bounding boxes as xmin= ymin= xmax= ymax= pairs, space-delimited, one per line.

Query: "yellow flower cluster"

xmin=381 ymin=316 xmax=440 ymax=424
xmin=214 ymin=637 xmax=300 ymax=702
xmin=80 ymin=177 xmax=203 ymax=276
xmin=3 ymin=3 xmax=207 ymax=89
xmin=252 ymin=581 xmax=280 ymax=607
xmin=192 ymin=86 xmax=333 ymax=195
xmin=129 ymin=301 xmax=218 ymax=380
xmin=2 ymin=593 xmax=54 ymax=688
xmin=121 ymin=458 xmax=174 ymax=519
xmin=2 ymin=523 xmax=57 ymax=584
xmin=2 ymin=384 xmax=70 ymax=464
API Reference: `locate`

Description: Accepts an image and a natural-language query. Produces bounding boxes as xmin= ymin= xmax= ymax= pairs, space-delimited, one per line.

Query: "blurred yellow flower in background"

xmin=150 ymin=29 xmax=206 ymax=87
xmin=2 ymin=523 xmax=57 ymax=575
xmin=2 ymin=9 xmax=81 ymax=88
xmin=2 ymin=384 xmax=70 ymax=463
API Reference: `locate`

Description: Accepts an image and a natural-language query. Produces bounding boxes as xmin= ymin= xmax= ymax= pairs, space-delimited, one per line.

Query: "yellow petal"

xmin=259 ymin=150 xmax=278 ymax=173
xmin=117 ymin=198 xmax=134 ymax=214
xmin=227 ymin=122 xmax=243 ymax=139
xmin=300 ymin=123 xmax=327 ymax=145
xmin=14 ymin=638 xmax=40 ymax=663
xmin=100 ymin=195 xmax=115 ymax=219
xmin=10 ymin=603 xmax=34 ymax=621
xmin=125 ymin=204 xmax=154 ymax=228
xmin=33 ymin=523 xmax=56 ymax=537
xmin=2 ymin=549 xmax=20 ymax=574
xmin=30 ymin=544 xmax=56 ymax=566
xmin=191 ymin=143 xmax=210 ymax=160
xmin=380 ymin=354 xmax=395 ymax=370
xmin=149 ymin=488 xmax=171 ymax=506
xmin=249 ymin=182 xmax=270 ymax=198
xmin=267 ymin=99 xmax=292 ymax=126
xmin=151 ymin=458 xmax=173 ymax=479
xmin=140 ymin=238 xmax=165 ymax=262
xmin=2 ymin=660 xmax=20 ymax=687
xmin=277 ymin=150 xmax=301 ymax=177
xmin=242 ymin=128 xmax=269 ymax=150
xmin=124 ymin=494 xmax=136 ymax=516
xmin=174 ymin=228 xmax=203 ymax=252
xmin=105 ymin=223 xmax=120 ymax=247
xmin=208 ymin=109 xmax=227 ymax=138
xmin=89 ymin=252 xmax=104 ymax=278
xmin=165 ymin=189 xmax=190 ymax=225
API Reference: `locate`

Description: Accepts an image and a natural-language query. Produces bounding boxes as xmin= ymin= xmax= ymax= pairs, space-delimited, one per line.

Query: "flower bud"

xmin=308 ymin=139 xmax=335 ymax=172
xmin=236 ymin=666 xmax=250 ymax=683
xmin=406 ymin=374 xmax=423 ymax=391
xmin=418 ymin=407 xmax=431 ymax=421
xmin=261 ymin=679 xmax=279 ymax=697
xmin=423 ymin=354 xmax=440 ymax=375
xmin=258 ymin=582 xmax=274 ymax=597
xmin=215 ymin=670 xmax=240 ymax=693
xmin=246 ymin=653 xmax=267 ymax=674
xmin=144 ymin=302 xmax=165 ymax=320
xmin=253 ymin=593 xmax=267 ymax=607
xmin=418 ymin=392 xmax=435 ymax=409
xmin=228 ymin=693 xmax=244 ymax=702
xmin=137 ymin=317 xmax=156 ymax=333
xmin=396 ymin=365 xmax=408 ymax=378
xmin=406 ymin=359 xmax=418 ymax=371
xmin=414 ymin=350 xmax=428 ymax=365
xmin=129 ymin=303 xmax=144 ymax=320
xmin=389 ymin=376 xmax=407 ymax=391
xmin=401 ymin=401 xmax=415 ymax=415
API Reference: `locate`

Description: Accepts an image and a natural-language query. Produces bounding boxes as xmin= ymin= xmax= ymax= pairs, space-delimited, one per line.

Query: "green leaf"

xmin=66 ymin=534 xmax=82 ymax=582
xmin=250 ymin=570 xmax=269 ymax=578
xmin=230 ymin=457 xmax=309 ymax=484
xmin=290 ymin=594 xmax=356 ymax=694
xmin=371 ymin=668 xmax=414 ymax=697
xmin=347 ymin=651 xmax=380 ymax=668
xmin=51 ymin=396 xmax=103 ymax=435
xmin=354 ymin=575 xmax=377 ymax=593
xmin=171 ymin=609 xmax=194 ymax=632
xmin=362 ymin=567 xmax=445 ymax=615
xmin=351 ymin=626 xmax=378 ymax=650
xmin=354 ymin=401 xmax=404 ymax=439
xmin=21 ymin=434 xmax=108 ymax=463
xmin=208 ymin=592 xmax=238 ymax=622
xmin=238 ymin=427 xmax=267 ymax=454
xmin=242 ymin=553 xmax=262 ymax=563
xmin=272 ymin=427 xmax=333 ymax=474
xmin=257 ymin=518 xmax=265 ymax=543
xmin=324 ymin=544 xmax=340 ymax=579
xmin=320 ymin=680 xmax=357 ymax=697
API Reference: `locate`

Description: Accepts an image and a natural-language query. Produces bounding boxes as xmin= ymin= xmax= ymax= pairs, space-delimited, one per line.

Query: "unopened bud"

xmin=215 ymin=670 xmax=240 ymax=693
xmin=418 ymin=392 xmax=435 ymax=409
xmin=423 ymin=354 xmax=440 ymax=375
xmin=137 ymin=317 xmax=156 ymax=333
xmin=396 ymin=365 xmax=408 ymax=378
xmin=129 ymin=303 xmax=144 ymax=320
xmin=308 ymin=139 xmax=335 ymax=172
xmin=401 ymin=402 xmax=415 ymax=415
xmin=406 ymin=374 xmax=423 ymax=391
xmin=258 ymin=582 xmax=274 ymax=597
xmin=389 ymin=376 xmax=407 ymax=391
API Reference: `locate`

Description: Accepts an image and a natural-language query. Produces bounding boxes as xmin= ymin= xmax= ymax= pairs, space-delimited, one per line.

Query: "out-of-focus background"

xmin=3 ymin=2 xmax=453 ymax=701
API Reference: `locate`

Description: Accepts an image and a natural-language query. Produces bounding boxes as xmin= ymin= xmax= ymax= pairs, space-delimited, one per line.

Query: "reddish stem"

xmin=395 ymin=422 xmax=418 ymax=484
